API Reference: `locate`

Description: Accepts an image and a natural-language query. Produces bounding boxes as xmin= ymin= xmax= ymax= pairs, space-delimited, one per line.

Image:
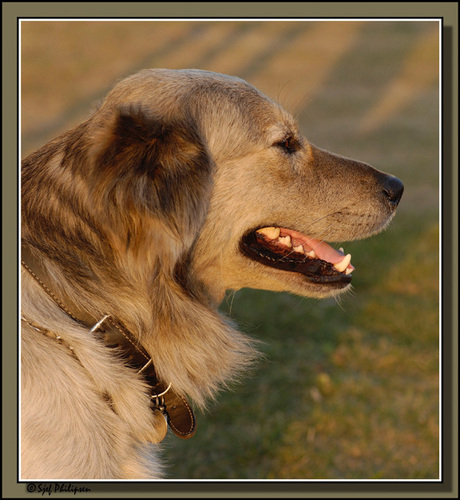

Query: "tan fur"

xmin=21 ymin=69 xmax=402 ymax=479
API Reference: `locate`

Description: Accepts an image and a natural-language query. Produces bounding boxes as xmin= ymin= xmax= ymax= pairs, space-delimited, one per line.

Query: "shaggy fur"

xmin=21 ymin=68 xmax=403 ymax=479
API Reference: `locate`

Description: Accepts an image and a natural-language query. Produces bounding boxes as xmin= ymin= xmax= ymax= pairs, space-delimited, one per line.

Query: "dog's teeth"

xmin=293 ymin=245 xmax=305 ymax=254
xmin=256 ymin=227 xmax=280 ymax=239
xmin=345 ymin=267 xmax=353 ymax=275
xmin=278 ymin=235 xmax=292 ymax=247
xmin=339 ymin=247 xmax=344 ymax=254
xmin=307 ymin=250 xmax=317 ymax=258
xmin=334 ymin=254 xmax=352 ymax=273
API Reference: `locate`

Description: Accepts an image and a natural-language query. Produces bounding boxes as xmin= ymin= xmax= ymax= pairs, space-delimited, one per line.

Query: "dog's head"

xmin=84 ymin=68 xmax=403 ymax=302
xmin=21 ymin=68 xmax=404 ymax=405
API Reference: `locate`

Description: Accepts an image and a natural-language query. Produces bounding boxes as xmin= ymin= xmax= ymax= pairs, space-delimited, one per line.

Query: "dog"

xmin=21 ymin=68 xmax=403 ymax=479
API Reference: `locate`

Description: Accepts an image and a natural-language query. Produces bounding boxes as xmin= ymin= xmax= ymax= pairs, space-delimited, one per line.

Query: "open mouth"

xmin=240 ymin=226 xmax=354 ymax=285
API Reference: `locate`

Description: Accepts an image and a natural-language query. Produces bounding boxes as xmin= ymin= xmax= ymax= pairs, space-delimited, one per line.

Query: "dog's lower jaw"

xmin=195 ymin=256 xmax=352 ymax=305
xmin=291 ymin=275 xmax=353 ymax=299
xmin=255 ymin=272 xmax=353 ymax=299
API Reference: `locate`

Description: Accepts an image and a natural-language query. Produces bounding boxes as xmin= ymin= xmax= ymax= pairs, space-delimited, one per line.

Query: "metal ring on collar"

xmin=151 ymin=382 xmax=172 ymax=399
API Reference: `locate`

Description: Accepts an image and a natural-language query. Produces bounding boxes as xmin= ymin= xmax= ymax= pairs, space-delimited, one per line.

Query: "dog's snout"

xmin=382 ymin=175 xmax=404 ymax=206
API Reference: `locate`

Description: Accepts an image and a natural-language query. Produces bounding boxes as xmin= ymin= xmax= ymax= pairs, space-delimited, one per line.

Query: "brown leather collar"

xmin=21 ymin=241 xmax=196 ymax=440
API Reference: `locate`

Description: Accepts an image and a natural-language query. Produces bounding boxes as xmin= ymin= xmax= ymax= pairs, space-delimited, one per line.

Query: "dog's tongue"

xmin=255 ymin=227 xmax=354 ymax=273
xmin=303 ymin=237 xmax=345 ymax=264
xmin=280 ymin=228 xmax=345 ymax=264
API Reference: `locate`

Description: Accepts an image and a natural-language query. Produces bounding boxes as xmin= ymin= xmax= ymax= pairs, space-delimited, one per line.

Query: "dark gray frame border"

xmin=3 ymin=2 xmax=457 ymax=498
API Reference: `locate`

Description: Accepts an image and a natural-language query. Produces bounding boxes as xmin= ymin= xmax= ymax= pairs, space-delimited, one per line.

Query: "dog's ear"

xmin=88 ymin=104 xmax=213 ymax=257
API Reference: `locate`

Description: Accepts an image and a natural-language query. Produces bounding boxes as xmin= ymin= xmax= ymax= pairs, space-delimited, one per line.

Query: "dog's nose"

xmin=382 ymin=175 xmax=404 ymax=206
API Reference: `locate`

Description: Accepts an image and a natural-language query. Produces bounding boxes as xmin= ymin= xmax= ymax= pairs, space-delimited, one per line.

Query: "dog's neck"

xmin=22 ymin=241 xmax=200 ymax=440
xmin=21 ymin=238 xmax=258 ymax=409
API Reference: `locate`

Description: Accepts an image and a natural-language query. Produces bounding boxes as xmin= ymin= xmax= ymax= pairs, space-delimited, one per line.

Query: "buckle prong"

xmin=138 ymin=358 xmax=153 ymax=374
xmin=89 ymin=314 xmax=110 ymax=333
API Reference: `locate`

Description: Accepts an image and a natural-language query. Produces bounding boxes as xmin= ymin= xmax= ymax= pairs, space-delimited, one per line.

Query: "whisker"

xmin=333 ymin=293 xmax=348 ymax=312
xmin=227 ymin=290 xmax=237 ymax=315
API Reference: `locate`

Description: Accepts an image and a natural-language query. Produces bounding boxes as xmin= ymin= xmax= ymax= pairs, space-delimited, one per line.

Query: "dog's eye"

xmin=276 ymin=136 xmax=298 ymax=155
